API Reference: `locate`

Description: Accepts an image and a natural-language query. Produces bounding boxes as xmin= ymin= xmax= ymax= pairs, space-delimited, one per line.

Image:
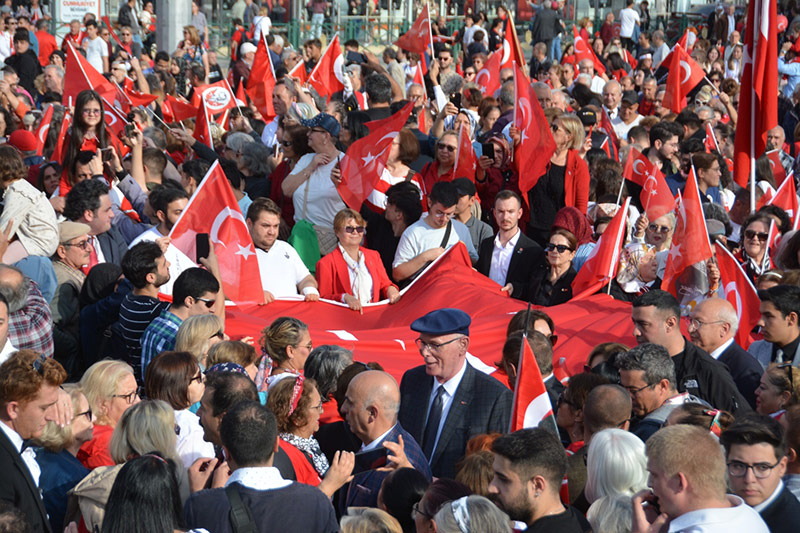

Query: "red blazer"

xmin=564 ymin=149 xmax=590 ymax=215
xmin=315 ymin=247 xmax=397 ymax=303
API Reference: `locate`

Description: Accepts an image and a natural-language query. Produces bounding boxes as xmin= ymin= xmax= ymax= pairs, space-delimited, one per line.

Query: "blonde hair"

xmin=333 ymin=208 xmax=367 ymax=234
xmin=764 ymin=363 xmax=800 ymax=406
xmin=175 ymin=314 xmax=224 ymax=367
xmin=340 ymin=508 xmax=402 ymax=533
xmin=183 ymin=25 xmax=200 ymax=46
xmin=206 ymin=340 xmax=260 ymax=368
xmin=558 ymin=114 xmax=585 ymax=151
xmin=260 ymin=317 xmax=308 ymax=366
xmin=109 ymin=400 xmax=178 ymax=464
xmin=80 ymin=360 xmax=134 ymax=424
xmin=646 ymin=424 xmax=727 ymax=499
xmin=34 ymin=384 xmax=85 ymax=453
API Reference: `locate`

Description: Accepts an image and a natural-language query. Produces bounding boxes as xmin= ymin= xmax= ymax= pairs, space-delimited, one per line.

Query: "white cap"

xmin=240 ymin=42 xmax=257 ymax=56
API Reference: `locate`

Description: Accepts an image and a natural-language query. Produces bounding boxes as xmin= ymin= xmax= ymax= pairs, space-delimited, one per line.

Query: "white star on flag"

xmin=235 ymin=243 xmax=256 ymax=260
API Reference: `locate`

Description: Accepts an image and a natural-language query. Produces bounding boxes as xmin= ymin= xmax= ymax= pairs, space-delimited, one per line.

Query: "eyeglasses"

xmin=744 ymin=229 xmax=769 ymax=241
xmin=190 ymin=373 xmax=204 ymax=385
xmin=415 ymin=336 xmax=463 ymax=353
xmin=501 ymin=77 xmax=513 ymax=83
xmin=545 ymin=243 xmax=573 ymax=253
xmin=63 ymin=238 xmax=92 ymax=250
xmin=112 ymin=387 xmax=142 ymax=404
xmin=437 ymin=143 xmax=456 ymax=152
xmin=686 ymin=317 xmax=724 ymax=330
xmin=196 ymin=297 xmax=216 ymax=309
xmin=294 ymin=340 xmax=313 ymax=351
xmin=31 ymin=353 xmax=47 ymax=375
xmin=82 ymin=108 xmax=101 ymax=116
xmin=778 ymin=363 xmax=794 ymax=393
xmin=312 ymin=401 xmax=324 ymax=412
xmin=412 ymin=502 xmax=432 ymax=520
xmin=557 ymin=394 xmax=576 ymax=409
xmin=647 ymin=223 xmax=671 ymax=234
xmin=344 ymin=225 xmax=365 ymax=234
xmin=727 ymin=460 xmax=781 ymax=479
xmin=209 ymin=330 xmax=225 ymax=340
xmin=73 ymin=408 xmax=92 ymax=422
xmin=624 ymin=383 xmax=655 ymax=396
xmin=280 ymin=140 xmax=293 ymax=147
xmin=310 ymin=127 xmax=329 ymax=134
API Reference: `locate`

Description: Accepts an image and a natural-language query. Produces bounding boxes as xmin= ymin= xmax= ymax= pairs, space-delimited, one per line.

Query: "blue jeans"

xmin=550 ymin=34 xmax=562 ymax=63
xmin=311 ymin=12 xmax=324 ymax=38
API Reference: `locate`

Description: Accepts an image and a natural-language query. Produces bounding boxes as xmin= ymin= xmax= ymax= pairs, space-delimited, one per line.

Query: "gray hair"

xmin=716 ymin=303 xmax=740 ymax=334
xmin=43 ymin=64 xmax=64 ymax=79
xmin=615 ymin=343 xmax=676 ymax=389
xmin=303 ymin=345 xmax=353 ymax=399
xmin=587 ymin=494 xmax=634 ymax=533
xmin=0 ymin=265 xmax=28 ymax=313
xmin=225 ymin=131 xmax=255 ymax=153
xmin=440 ymin=72 xmax=464 ymax=99
xmin=142 ymin=126 xmax=166 ymax=150
xmin=695 ymin=105 xmax=714 ymax=118
xmin=345 ymin=63 xmax=361 ymax=77
xmin=652 ymin=30 xmax=665 ymax=43
xmin=239 ymin=141 xmax=272 ymax=176
xmin=499 ymin=81 xmax=514 ymax=107
xmin=433 ymin=496 xmax=511 ymax=533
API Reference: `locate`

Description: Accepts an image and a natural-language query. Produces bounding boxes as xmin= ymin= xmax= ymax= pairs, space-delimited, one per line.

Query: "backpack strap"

xmin=226 ymin=483 xmax=258 ymax=533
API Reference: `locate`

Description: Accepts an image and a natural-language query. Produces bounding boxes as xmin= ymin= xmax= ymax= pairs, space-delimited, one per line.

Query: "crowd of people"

xmin=2 ymin=0 xmax=800 ymax=532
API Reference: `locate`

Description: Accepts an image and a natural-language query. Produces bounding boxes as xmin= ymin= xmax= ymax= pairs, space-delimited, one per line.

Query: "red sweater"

xmin=77 ymin=424 xmax=115 ymax=470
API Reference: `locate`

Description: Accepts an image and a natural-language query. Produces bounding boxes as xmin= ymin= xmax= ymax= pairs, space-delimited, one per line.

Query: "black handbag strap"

xmin=226 ymin=483 xmax=258 ymax=533
xmin=439 ymin=220 xmax=453 ymax=248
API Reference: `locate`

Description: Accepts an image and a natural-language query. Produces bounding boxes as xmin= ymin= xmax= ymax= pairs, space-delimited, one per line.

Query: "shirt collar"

xmin=753 ymin=480 xmax=784 ymax=513
xmin=360 ymin=423 xmax=397 ymax=452
xmin=710 ymin=338 xmax=735 ymax=360
xmin=0 ymin=420 xmax=23 ymax=453
xmin=226 ymin=466 xmax=292 ymax=491
xmin=493 ymin=228 xmax=521 ymax=250
xmin=433 ymin=358 xmax=468 ymax=397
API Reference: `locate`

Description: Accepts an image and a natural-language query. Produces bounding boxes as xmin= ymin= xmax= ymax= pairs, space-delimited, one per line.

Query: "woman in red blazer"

xmin=316 ymin=208 xmax=400 ymax=311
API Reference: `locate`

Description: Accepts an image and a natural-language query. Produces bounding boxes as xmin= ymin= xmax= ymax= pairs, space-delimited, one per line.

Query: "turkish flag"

xmin=571 ymin=198 xmax=631 ymax=299
xmin=768 ymin=171 xmax=800 ymax=229
xmin=191 ymin=81 xmax=237 ymax=115
xmin=733 ymin=0 xmax=778 ymax=188
xmin=766 ymin=150 xmax=787 ymax=185
xmin=411 ymin=66 xmax=428 ymax=133
xmin=677 ymin=29 xmax=692 ymax=53
xmin=622 ymin=48 xmax=638 ymax=70
xmin=572 ymin=26 xmax=605 ymax=76
xmin=513 ymin=62 xmax=557 ymax=206
xmin=308 ymin=34 xmax=345 ymax=99
xmin=475 ymin=50 xmax=502 ymax=96
xmin=101 ymin=16 xmax=125 ymax=48
xmin=246 ymin=35 xmax=277 ymax=119
xmin=193 ymin=100 xmax=214 ymax=149
xmin=510 ymin=332 xmax=555 ymax=432
xmin=662 ymin=44 xmax=705 ymax=114
xmin=598 ymin=107 xmax=619 ymax=157
xmin=288 ymin=59 xmax=308 ymax=85
xmin=453 ymin=123 xmax=477 ymax=180
xmin=704 ymin=123 xmax=721 ymax=154
xmin=662 ymin=168 xmax=713 ymax=296
xmin=169 ymin=160 xmax=265 ymax=305
xmin=500 ymin=14 xmax=526 ymax=71
xmin=395 ymin=4 xmax=431 ymax=55
xmin=337 ymin=101 xmax=415 ymax=209
xmin=715 ymin=242 xmax=761 ymax=349
xmin=63 ymin=42 xmax=117 ymax=105
xmin=34 ymin=104 xmax=53 ymax=157
xmin=162 ymin=95 xmax=197 ymax=123
xmin=766 ymin=219 xmax=780 ymax=263
xmin=50 ymin=111 xmax=71 ymax=165
xmin=123 ymin=86 xmax=157 ymax=108
xmin=102 ymin=100 xmax=128 ymax=139
xmin=623 ymin=147 xmax=675 ymax=220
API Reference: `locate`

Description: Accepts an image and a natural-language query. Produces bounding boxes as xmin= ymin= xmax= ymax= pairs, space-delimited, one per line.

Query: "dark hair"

xmin=506 ymin=309 xmax=554 ymax=337
xmin=779 ymin=232 xmax=800 ymax=270
xmin=632 ymin=289 xmax=681 ymax=320
xmin=395 ymin=128 xmax=420 ymax=165
xmin=615 ymin=343 xmax=677 ymax=389
xmin=219 ymin=158 xmax=243 ymax=190
xmin=428 ymin=181 xmax=459 ymax=208
xmin=756 ymin=206 xmax=791 ymax=235
xmin=649 ymin=121 xmax=678 ymax=147
xmin=500 ymin=331 xmax=553 ymax=376
xmin=155 ymin=51 xmax=170 ymax=63
xmin=417 ymin=479 xmax=472 ymax=517
xmin=492 ymin=428 xmax=567 ymax=489
xmin=181 ymin=159 xmax=210 ymax=187
xmin=63 ymin=90 xmax=108 ymax=181
xmin=188 ymin=63 xmax=205 ymax=82
xmin=205 ymin=371 xmax=258 ymax=417
xmin=121 ymin=241 xmax=164 ymax=289
xmin=267 ymin=376 xmax=318 ymax=432
xmin=63 ymin=178 xmax=109 ymax=221
xmin=220 ymin=401 xmax=278 ymax=466
xmin=720 ymin=413 xmax=787 ymax=460
xmin=560 ymin=372 xmax=610 ymax=412
xmin=676 ymin=110 xmax=701 ymax=131
xmin=386 ymin=181 xmax=423 ymax=226
xmin=670 ymin=403 xmax=735 ymax=433
xmin=365 ymin=73 xmax=392 ymax=104
xmin=303 ymin=345 xmax=353 ymax=399
xmin=283 ymin=124 xmax=312 ymax=159
xmin=0 ymin=145 xmax=26 ymax=186
xmin=141 ymin=147 xmax=168 ymax=177
xmin=172 ymin=268 xmax=219 ymax=308
xmin=495 ymin=189 xmax=523 ymax=208
xmin=144 ymin=352 xmax=198 ymax=410
xmin=380 ymin=468 xmax=431 ymax=533
xmin=84 ymin=20 xmax=97 ymax=30
xmin=332 ymin=361 xmax=384 ymax=411
xmin=246 ymin=197 xmax=282 ymax=222
xmin=12 ymin=29 xmax=28 ymax=43
xmin=758 ymin=285 xmax=800 ymax=319
xmin=102 ymin=455 xmax=184 ymax=533
xmin=148 ymin=185 xmax=189 ymax=220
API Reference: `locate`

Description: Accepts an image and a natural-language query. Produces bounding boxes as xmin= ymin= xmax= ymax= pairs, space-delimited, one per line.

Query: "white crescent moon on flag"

xmin=475 ymin=68 xmax=490 ymax=89
xmin=644 ymin=174 xmax=658 ymax=195
xmin=501 ymin=39 xmax=511 ymax=65
xmin=518 ymin=97 xmax=532 ymax=129
xmin=680 ymin=61 xmax=692 ymax=85
xmin=575 ymin=37 xmax=588 ymax=54
xmin=633 ymin=159 xmax=646 ymax=176
xmin=38 ymin=124 xmax=50 ymax=144
xmin=334 ymin=54 xmax=345 ymax=83
xmin=210 ymin=207 xmax=248 ymax=248
xmin=723 ymin=281 xmax=743 ymax=318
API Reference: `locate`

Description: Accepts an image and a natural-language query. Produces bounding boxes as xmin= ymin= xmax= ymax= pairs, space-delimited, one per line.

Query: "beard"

xmin=488 ymin=486 xmax=532 ymax=524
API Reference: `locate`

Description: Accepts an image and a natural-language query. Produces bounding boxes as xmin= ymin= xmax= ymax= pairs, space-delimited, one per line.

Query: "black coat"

xmin=676 ymin=339 xmax=751 ymax=416
xmin=718 ymin=341 xmax=763 ymax=409
xmin=96 ymin=225 xmax=129 ymax=266
xmin=398 ymin=362 xmax=512 ymax=479
xmin=528 ymin=265 xmax=576 ymax=307
xmin=760 ymin=485 xmax=800 ymax=533
xmin=0 ymin=430 xmax=51 ymax=532
xmin=476 ymin=232 xmax=544 ymax=300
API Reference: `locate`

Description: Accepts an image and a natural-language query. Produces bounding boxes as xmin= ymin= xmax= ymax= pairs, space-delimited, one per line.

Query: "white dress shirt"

xmin=360 ymin=424 xmax=397 ymax=452
xmin=0 ymin=421 xmax=40 ymax=487
xmin=709 ymin=338 xmax=735 ymax=360
xmin=426 ymin=360 xmax=468 ymax=457
xmin=489 ymin=229 xmax=521 ymax=287
xmin=174 ymin=409 xmax=216 ymax=469
xmin=667 ymin=495 xmax=769 ymax=532
xmin=225 ymin=466 xmax=292 ymax=491
xmin=0 ymin=338 xmax=17 ymax=366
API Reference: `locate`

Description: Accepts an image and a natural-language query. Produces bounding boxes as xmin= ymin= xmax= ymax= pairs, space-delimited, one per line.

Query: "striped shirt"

xmin=118 ymin=294 xmax=169 ymax=380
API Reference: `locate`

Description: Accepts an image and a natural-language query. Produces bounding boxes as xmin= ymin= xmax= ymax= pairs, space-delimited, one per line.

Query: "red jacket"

xmin=563 ymin=149 xmax=590 ymax=214
xmin=278 ymin=439 xmax=321 ymax=486
xmin=315 ymin=247 xmax=397 ymax=303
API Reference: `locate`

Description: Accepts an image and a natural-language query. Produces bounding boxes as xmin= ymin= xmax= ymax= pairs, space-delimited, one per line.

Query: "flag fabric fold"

xmin=308 ymin=34 xmax=345 ymax=99
xmin=162 ymin=95 xmax=197 ymax=123
xmin=34 ymin=105 xmax=53 ymax=156
xmin=246 ymin=34 xmax=277 ymax=119
xmin=573 ymin=26 xmax=606 ymax=76
xmin=394 ymin=4 xmax=431 ymax=55
xmin=661 ymin=44 xmax=705 ymax=114
xmin=622 ymin=147 xmax=675 ymax=220
xmin=453 ymin=123 xmax=477 ymax=180
xmin=500 ymin=15 xmax=525 ymax=71
xmin=475 ymin=50 xmax=502 ymax=96
xmin=767 ymin=171 xmax=799 ymax=228
xmin=715 ymin=242 xmax=761 ymax=349
xmin=64 ymin=42 xmax=117 ymax=105
xmin=510 ymin=332 xmax=554 ymax=432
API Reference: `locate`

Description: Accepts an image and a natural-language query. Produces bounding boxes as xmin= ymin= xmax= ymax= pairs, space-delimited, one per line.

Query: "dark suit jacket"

xmin=477 ymin=232 xmax=544 ymax=300
xmin=97 ymin=225 xmax=129 ymax=266
xmin=718 ymin=341 xmax=763 ymax=409
xmin=342 ymin=423 xmax=430 ymax=512
xmin=760 ymin=485 xmax=800 ymax=533
xmin=399 ymin=362 xmax=513 ymax=479
xmin=528 ymin=266 xmax=577 ymax=307
xmin=0 ymin=430 xmax=51 ymax=532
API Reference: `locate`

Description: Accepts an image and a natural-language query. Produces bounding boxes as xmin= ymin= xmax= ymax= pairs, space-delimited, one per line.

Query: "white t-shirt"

xmin=254 ymin=15 xmax=272 ymax=41
xmin=619 ymin=7 xmax=640 ymax=38
xmin=256 ymin=239 xmax=311 ymax=297
xmin=85 ymin=36 xmax=108 ymax=73
xmin=393 ymin=216 xmax=478 ymax=269
xmin=129 ymin=227 xmax=196 ymax=296
xmin=612 ymin=113 xmax=643 ymax=143
xmin=290 ymin=152 xmax=346 ymax=230
xmin=174 ymin=409 xmax=215 ymax=469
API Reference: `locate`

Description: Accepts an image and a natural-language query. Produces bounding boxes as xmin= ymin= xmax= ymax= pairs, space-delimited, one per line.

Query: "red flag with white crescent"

xmin=500 ymin=14 xmax=525 ymax=71
xmin=34 ymin=104 xmax=53 ymax=157
xmin=453 ymin=123 xmax=477 ymax=180
xmin=308 ymin=34 xmax=345 ymax=99
xmin=510 ymin=332 xmax=555 ymax=432
xmin=662 ymin=44 xmax=705 ymax=114
xmin=474 ymin=50 xmax=502 ymax=96
xmin=63 ymin=42 xmax=118 ymax=105
xmin=622 ymin=147 xmax=675 ymax=220
xmin=766 ymin=149 xmax=787 ymax=186
xmin=767 ymin=170 xmax=799 ymax=228
xmin=394 ymin=4 xmax=431 ymax=55
xmin=572 ymin=26 xmax=606 ymax=76
xmin=715 ymin=242 xmax=761 ymax=349
xmin=168 ymin=160 xmax=265 ymax=305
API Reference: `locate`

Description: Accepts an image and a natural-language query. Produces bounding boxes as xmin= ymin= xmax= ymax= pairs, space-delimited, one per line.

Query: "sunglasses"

xmin=210 ymin=330 xmax=225 ymax=340
xmin=437 ymin=143 xmax=456 ymax=152
xmin=545 ymin=243 xmax=573 ymax=253
xmin=196 ymin=297 xmax=215 ymax=308
xmin=190 ymin=372 xmax=204 ymax=385
xmin=74 ymin=407 xmax=93 ymax=422
xmin=501 ymin=77 xmax=513 ymax=84
xmin=344 ymin=226 xmax=365 ymax=234
xmin=647 ymin=223 xmax=671 ymax=234
xmin=744 ymin=229 xmax=769 ymax=241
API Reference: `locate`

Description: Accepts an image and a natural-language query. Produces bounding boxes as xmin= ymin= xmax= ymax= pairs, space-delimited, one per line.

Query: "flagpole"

xmin=112 ymin=79 xmax=134 ymax=107
xmin=509 ymin=303 xmax=531 ymax=434
xmin=427 ymin=3 xmax=434 ymax=60
xmin=749 ymin=5 xmax=759 ymax=214
xmin=145 ymin=105 xmax=171 ymax=130
xmin=615 ymin=169 xmax=625 ymax=205
xmin=223 ymin=78 xmax=244 ymax=118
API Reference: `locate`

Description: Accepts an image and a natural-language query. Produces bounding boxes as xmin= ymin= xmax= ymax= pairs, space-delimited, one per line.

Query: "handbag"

xmin=397 ymin=220 xmax=452 ymax=289
xmin=288 ymin=177 xmax=321 ymax=273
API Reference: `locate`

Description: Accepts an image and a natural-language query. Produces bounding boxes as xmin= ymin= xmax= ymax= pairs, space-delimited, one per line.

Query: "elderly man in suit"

xmin=749 ymin=285 xmax=800 ymax=368
xmin=339 ymin=370 xmax=430 ymax=510
xmin=399 ymin=308 xmax=513 ymax=479
xmin=0 ymin=350 xmax=67 ymax=532
xmin=477 ymin=190 xmax=543 ymax=300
